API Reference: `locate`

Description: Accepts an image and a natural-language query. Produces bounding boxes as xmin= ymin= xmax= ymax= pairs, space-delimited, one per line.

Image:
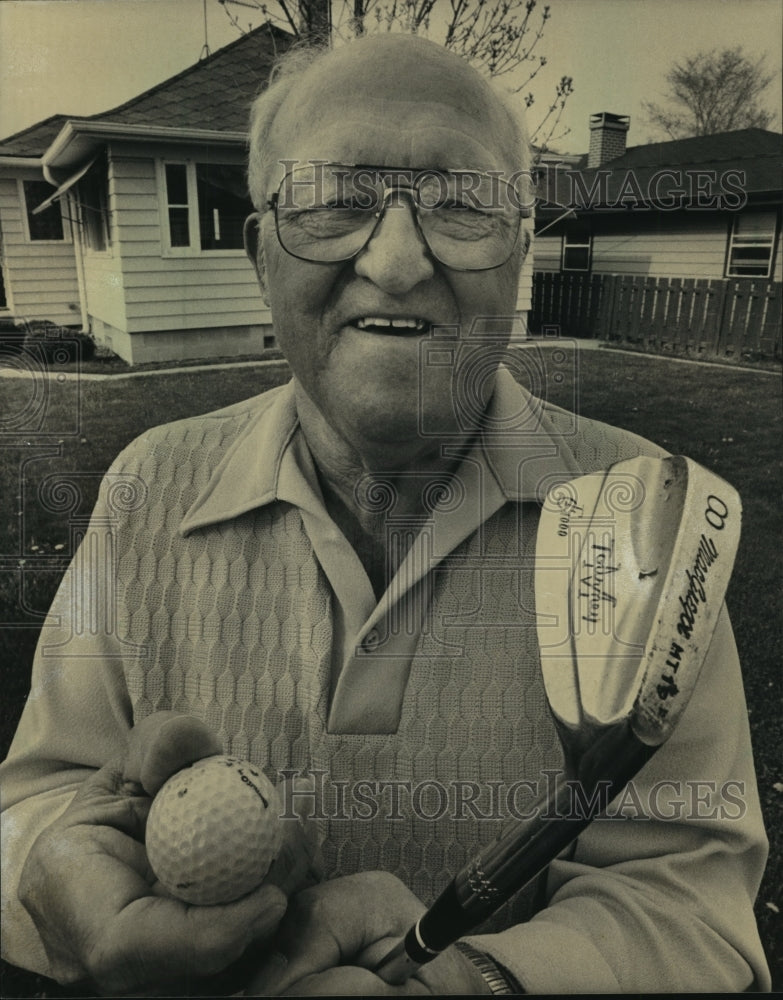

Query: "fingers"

xmin=19 ymin=719 xmax=290 ymax=996
xmin=40 ymin=872 xmax=288 ymax=996
xmin=277 ymin=966 xmax=410 ymax=996
xmin=65 ymin=761 xmax=152 ymax=840
xmin=250 ymin=943 xmax=490 ymax=997
xmin=265 ymin=816 xmax=323 ymax=897
xmin=124 ymin=712 xmax=223 ymax=795
xmin=90 ymin=883 xmax=288 ymax=993
xmin=64 ymin=711 xmax=224 ymax=839
xmin=252 ymin=964 xmax=427 ymax=996
xmin=249 ymin=873 xmax=424 ymax=995
xmin=52 ymin=712 xmax=221 ymax=844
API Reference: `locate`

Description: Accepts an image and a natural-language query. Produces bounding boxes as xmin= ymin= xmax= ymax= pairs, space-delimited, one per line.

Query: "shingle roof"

xmin=538 ymin=128 xmax=782 ymax=211
xmin=0 ymin=115 xmax=72 ymax=157
xmin=0 ymin=23 xmax=291 ymax=157
xmin=601 ymin=128 xmax=781 ymax=168
xmin=88 ymin=22 xmax=290 ymax=131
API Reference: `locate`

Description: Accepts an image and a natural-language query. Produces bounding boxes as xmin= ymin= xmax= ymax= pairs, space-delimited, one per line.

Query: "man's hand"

xmin=17 ymin=713 xmax=289 ymax=996
xmin=246 ymin=872 xmax=491 ymax=996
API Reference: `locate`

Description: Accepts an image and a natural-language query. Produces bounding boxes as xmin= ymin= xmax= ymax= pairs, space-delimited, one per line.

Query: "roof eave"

xmin=535 ymin=189 xmax=782 ymax=218
xmin=0 ymin=156 xmax=42 ymax=169
xmin=43 ymin=120 xmax=249 ymax=174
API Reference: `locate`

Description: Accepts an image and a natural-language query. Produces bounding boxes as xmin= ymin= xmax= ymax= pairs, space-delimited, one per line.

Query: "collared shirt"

xmin=0 ymin=368 xmax=770 ymax=992
xmin=178 ymin=368 xmax=584 ymax=733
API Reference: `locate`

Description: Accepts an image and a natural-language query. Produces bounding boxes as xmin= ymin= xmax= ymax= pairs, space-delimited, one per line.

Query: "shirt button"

xmin=362 ymin=629 xmax=381 ymax=652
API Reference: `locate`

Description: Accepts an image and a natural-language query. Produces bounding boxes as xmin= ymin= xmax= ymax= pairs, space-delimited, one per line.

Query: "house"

xmin=530 ymin=115 xmax=782 ymax=354
xmin=0 ymin=25 xmax=535 ymax=363
xmin=533 ymin=114 xmax=782 ymax=281
xmin=0 ymin=24 xmax=290 ymax=363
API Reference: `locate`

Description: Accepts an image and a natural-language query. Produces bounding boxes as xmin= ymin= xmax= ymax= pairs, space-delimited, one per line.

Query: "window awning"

xmin=32 ymin=157 xmax=96 ymax=215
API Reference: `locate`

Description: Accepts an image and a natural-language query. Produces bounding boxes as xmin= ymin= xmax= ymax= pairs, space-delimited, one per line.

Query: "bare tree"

xmin=643 ymin=46 xmax=776 ymax=141
xmin=216 ymin=0 xmax=574 ymax=154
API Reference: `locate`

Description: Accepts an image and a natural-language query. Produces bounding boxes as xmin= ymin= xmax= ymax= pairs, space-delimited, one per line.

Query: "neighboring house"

xmin=0 ymin=115 xmax=82 ymax=328
xmin=0 ymin=24 xmax=535 ymax=363
xmin=0 ymin=24 xmax=290 ymax=363
xmin=534 ymin=114 xmax=783 ymax=283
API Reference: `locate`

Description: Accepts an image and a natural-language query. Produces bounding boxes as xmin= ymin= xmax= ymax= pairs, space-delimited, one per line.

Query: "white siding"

xmin=533 ymin=212 xmax=783 ymax=282
xmin=773 ymin=224 xmax=783 ymax=283
xmin=590 ymin=217 xmax=729 ymax=278
xmin=108 ymin=150 xmax=271 ymax=335
xmin=0 ymin=170 xmax=81 ymax=326
xmin=516 ymin=244 xmax=533 ymax=313
xmin=530 ymin=233 xmax=561 ymax=273
xmin=80 ymin=156 xmax=127 ymax=332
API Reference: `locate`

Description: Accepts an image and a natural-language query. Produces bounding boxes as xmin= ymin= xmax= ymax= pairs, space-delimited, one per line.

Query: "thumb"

xmin=124 ymin=711 xmax=223 ymax=795
xmin=64 ymin=759 xmax=152 ymax=839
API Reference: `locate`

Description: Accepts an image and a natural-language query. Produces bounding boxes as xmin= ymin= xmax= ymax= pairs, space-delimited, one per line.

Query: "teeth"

xmin=355 ymin=317 xmax=428 ymax=331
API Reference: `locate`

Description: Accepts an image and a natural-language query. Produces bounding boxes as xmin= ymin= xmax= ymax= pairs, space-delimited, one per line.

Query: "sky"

xmin=1 ymin=0 xmax=781 ymax=153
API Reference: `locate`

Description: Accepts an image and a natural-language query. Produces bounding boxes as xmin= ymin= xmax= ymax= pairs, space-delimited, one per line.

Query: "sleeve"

xmin=465 ymin=607 xmax=771 ymax=993
xmin=0 ymin=467 xmax=138 ymax=977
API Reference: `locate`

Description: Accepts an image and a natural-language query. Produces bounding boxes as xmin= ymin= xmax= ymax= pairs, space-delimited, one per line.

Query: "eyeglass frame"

xmin=263 ymin=161 xmax=533 ymax=273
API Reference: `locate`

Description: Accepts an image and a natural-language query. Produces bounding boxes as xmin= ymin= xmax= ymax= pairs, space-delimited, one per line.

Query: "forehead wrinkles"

xmin=269 ymin=118 xmax=515 ymax=183
xmin=268 ymin=105 xmax=516 ymax=186
xmin=266 ymin=41 xmax=516 ymax=165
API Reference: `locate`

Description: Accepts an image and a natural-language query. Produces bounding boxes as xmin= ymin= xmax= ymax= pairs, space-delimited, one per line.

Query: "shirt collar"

xmin=179 ymin=366 xmax=583 ymax=536
xmin=179 ymin=381 xmax=299 ymax=536
xmin=481 ymin=365 xmax=583 ymax=501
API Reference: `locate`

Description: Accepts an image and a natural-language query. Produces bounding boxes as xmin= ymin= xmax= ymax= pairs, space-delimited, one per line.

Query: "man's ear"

xmin=244 ymin=213 xmax=270 ymax=306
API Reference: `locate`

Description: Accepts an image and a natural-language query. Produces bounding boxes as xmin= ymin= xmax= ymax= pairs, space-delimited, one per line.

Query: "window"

xmin=162 ymin=161 xmax=251 ymax=252
xmin=562 ymin=224 xmax=592 ymax=272
xmin=23 ymin=180 xmax=65 ymax=241
xmin=165 ymin=164 xmax=190 ymax=247
xmin=726 ymin=212 xmax=777 ymax=278
xmin=196 ymin=164 xmax=249 ymax=250
xmin=79 ymin=158 xmax=110 ymax=251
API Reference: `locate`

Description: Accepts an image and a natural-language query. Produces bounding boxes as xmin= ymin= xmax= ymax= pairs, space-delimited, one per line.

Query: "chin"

xmin=345 ymin=397 xmax=460 ymax=455
xmin=350 ymin=405 xmax=423 ymax=445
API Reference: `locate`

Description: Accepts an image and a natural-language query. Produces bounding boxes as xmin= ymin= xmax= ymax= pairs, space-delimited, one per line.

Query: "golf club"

xmin=374 ymin=454 xmax=741 ymax=985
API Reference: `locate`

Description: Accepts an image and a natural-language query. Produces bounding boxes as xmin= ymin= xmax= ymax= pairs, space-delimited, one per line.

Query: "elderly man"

xmin=1 ymin=33 xmax=770 ymax=996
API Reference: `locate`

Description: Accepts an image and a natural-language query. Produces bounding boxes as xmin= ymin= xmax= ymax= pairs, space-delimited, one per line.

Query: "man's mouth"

xmin=353 ymin=316 xmax=431 ymax=335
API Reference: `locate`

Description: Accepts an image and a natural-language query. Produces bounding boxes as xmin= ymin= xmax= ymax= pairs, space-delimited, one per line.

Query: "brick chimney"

xmin=588 ymin=112 xmax=630 ymax=168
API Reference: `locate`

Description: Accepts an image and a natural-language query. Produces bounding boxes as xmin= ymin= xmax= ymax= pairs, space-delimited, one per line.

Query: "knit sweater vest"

xmin=106 ymin=390 xmax=660 ymax=933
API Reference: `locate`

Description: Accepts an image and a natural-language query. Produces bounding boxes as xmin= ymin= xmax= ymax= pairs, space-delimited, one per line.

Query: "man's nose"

xmin=353 ymin=198 xmax=435 ymax=293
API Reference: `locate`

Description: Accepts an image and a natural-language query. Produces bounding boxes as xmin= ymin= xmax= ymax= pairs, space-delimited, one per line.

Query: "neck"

xmin=294 ymin=382 xmax=475 ymax=597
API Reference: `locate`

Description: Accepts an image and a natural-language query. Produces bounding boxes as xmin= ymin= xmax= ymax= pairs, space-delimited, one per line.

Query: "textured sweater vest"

xmin=110 ymin=396 xmax=656 ymax=932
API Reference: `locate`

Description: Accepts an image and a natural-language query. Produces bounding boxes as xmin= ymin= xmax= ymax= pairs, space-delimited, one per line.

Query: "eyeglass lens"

xmin=274 ymin=164 xmax=522 ymax=270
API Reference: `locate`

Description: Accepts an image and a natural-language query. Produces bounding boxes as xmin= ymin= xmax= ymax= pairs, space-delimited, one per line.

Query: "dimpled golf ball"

xmin=145 ymin=754 xmax=283 ymax=905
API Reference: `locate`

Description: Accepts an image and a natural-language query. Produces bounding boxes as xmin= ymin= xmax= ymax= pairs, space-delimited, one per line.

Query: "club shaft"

xmin=375 ymin=460 xmax=740 ymax=986
xmin=374 ymin=731 xmax=653 ymax=985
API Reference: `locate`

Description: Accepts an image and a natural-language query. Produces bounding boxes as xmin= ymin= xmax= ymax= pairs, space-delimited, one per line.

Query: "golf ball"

xmin=145 ymin=754 xmax=283 ymax=905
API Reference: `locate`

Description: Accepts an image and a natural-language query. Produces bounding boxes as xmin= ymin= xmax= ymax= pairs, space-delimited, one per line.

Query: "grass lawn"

xmin=1 ymin=346 xmax=780 ymax=992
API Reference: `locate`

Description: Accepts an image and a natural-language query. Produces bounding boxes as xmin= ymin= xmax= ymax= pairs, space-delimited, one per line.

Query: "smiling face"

xmin=247 ymin=35 xmax=527 ymax=467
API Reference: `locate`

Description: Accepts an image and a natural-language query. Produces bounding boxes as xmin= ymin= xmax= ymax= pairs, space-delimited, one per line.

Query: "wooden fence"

xmin=530 ymin=273 xmax=782 ymax=359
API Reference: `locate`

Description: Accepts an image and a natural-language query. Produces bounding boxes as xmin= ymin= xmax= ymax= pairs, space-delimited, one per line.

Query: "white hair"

xmin=247 ymin=37 xmax=532 ymax=212
xmin=247 ymin=42 xmax=330 ymax=210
